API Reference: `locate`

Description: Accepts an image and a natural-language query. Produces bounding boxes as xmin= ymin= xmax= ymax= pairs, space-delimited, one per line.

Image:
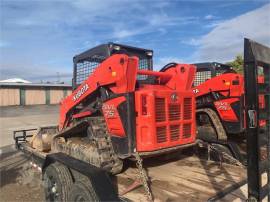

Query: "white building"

xmin=0 ymin=78 xmax=32 ymax=83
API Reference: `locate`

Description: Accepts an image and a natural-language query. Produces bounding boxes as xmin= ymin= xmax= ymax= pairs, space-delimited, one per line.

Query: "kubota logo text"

xmin=73 ymin=84 xmax=89 ymax=101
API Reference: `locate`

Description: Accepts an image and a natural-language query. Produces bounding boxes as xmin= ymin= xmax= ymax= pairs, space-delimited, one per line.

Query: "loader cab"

xmin=193 ymin=62 xmax=235 ymax=86
xmin=72 ymin=42 xmax=153 ymax=89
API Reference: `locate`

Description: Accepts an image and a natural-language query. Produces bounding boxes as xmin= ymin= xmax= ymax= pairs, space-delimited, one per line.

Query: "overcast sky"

xmin=0 ymin=0 xmax=270 ymax=83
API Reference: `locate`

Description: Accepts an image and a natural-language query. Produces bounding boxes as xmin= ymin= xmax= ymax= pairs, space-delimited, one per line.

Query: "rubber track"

xmin=197 ymin=108 xmax=227 ymax=141
xmin=88 ymin=117 xmax=123 ymax=174
xmin=53 ymin=117 xmax=123 ymax=175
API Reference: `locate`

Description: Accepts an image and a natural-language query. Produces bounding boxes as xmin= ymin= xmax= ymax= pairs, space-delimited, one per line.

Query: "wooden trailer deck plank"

xmin=117 ymin=155 xmax=246 ymax=202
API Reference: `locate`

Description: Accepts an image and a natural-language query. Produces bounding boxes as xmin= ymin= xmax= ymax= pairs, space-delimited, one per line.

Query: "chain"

xmin=134 ymin=152 xmax=153 ymax=202
xmin=209 ymin=145 xmax=244 ymax=167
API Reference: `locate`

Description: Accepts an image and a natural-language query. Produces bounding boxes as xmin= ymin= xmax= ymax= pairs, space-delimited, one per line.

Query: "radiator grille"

xmin=170 ymin=125 xmax=180 ymax=141
xmin=183 ymin=124 xmax=192 ymax=138
xmin=183 ymin=98 xmax=192 ymax=120
xmin=154 ymin=95 xmax=193 ymax=144
xmin=169 ymin=104 xmax=181 ymax=121
xmin=155 ymin=98 xmax=166 ymax=122
xmin=156 ymin=126 xmax=167 ymax=143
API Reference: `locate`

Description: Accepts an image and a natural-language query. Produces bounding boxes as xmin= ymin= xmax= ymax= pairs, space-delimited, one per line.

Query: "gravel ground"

xmin=0 ymin=151 xmax=44 ymax=202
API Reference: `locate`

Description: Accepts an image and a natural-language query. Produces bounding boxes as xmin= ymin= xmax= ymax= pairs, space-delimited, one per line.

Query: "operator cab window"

xmin=194 ymin=71 xmax=212 ymax=86
xmin=73 ymin=43 xmax=153 ymax=89
xmin=75 ymin=60 xmax=102 ymax=85
xmin=75 ymin=57 xmax=151 ymax=86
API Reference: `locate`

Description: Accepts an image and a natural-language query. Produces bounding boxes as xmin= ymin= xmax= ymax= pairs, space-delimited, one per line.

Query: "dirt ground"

xmin=0 ymin=151 xmax=44 ymax=202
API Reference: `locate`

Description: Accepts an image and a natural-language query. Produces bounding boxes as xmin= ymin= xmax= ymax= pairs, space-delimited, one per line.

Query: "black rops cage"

xmin=192 ymin=62 xmax=234 ymax=86
xmin=72 ymin=42 xmax=153 ymax=89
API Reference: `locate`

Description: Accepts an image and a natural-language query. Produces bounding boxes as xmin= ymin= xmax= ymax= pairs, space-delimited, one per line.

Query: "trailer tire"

xmin=44 ymin=162 xmax=73 ymax=202
xmin=68 ymin=180 xmax=99 ymax=202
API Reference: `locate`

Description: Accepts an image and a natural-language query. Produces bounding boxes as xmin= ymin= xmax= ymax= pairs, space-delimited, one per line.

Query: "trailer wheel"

xmin=68 ymin=180 xmax=99 ymax=202
xmin=44 ymin=162 xmax=73 ymax=202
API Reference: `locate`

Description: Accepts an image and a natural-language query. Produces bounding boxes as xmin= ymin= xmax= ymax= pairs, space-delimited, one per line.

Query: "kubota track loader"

xmin=191 ymin=63 xmax=245 ymax=141
xmin=14 ymin=43 xmax=197 ymax=201
xmin=191 ymin=62 xmax=265 ymax=142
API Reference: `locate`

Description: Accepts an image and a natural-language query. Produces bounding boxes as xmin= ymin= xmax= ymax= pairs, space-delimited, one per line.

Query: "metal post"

xmin=244 ymin=38 xmax=270 ymax=202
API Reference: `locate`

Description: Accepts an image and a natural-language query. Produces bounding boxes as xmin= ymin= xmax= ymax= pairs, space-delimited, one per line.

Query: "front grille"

xmin=169 ymin=104 xmax=181 ymax=121
xmin=156 ymin=126 xmax=167 ymax=143
xmin=183 ymin=98 xmax=192 ymax=120
xmin=183 ymin=124 xmax=191 ymax=139
xmin=170 ymin=125 xmax=180 ymax=141
xmin=155 ymin=98 xmax=166 ymax=122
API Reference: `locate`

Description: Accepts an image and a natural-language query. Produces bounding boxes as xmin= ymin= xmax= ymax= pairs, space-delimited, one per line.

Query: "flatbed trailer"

xmin=14 ymin=139 xmax=247 ymax=202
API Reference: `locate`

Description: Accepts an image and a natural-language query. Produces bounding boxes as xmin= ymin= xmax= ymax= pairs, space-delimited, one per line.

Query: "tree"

xmin=226 ymin=54 xmax=243 ymax=74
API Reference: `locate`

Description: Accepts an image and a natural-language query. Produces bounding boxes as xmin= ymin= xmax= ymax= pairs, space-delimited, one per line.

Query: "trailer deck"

xmin=16 ymin=140 xmax=248 ymax=202
xmin=116 ymin=155 xmax=246 ymax=201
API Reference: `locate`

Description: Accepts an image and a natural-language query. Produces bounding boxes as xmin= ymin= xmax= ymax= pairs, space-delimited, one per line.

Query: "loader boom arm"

xmin=59 ymin=54 xmax=196 ymax=130
xmin=59 ymin=54 xmax=138 ymax=129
